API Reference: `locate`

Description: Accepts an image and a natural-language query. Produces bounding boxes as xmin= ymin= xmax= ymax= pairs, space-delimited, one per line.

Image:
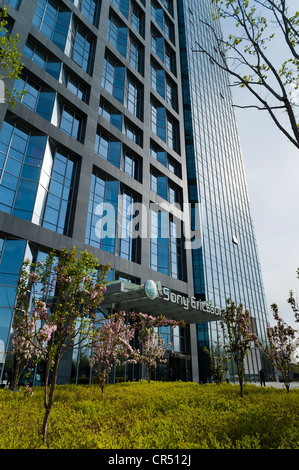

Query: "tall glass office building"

xmin=0 ymin=0 xmax=270 ymax=385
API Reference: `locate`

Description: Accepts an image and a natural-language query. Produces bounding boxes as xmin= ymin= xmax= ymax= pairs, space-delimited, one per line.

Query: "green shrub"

xmin=0 ymin=382 xmax=298 ymax=449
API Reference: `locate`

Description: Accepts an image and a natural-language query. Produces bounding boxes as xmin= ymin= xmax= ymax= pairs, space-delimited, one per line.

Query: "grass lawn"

xmin=0 ymin=380 xmax=298 ymax=449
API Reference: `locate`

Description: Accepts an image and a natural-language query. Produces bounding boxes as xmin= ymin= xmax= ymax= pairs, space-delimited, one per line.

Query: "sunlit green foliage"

xmin=0 ymin=6 xmax=24 ymax=105
xmin=0 ymin=381 xmax=298 ymax=449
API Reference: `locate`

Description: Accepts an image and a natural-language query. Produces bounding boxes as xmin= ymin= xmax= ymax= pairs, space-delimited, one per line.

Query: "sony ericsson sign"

xmin=163 ymin=287 xmax=222 ymax=316
xmin=144 ymin=280 xmax=159 ymax=300
xmin=144 ymin=280 xmax=222 ymax=316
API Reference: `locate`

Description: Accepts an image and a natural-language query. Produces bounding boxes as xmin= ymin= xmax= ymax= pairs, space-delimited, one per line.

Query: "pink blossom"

xmin=28 ymin=272 xmax=40 ymax=285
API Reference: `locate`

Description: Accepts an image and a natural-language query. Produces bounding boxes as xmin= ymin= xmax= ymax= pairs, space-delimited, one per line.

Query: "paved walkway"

xmin=249 ymin=381 xmax=299 ymax=389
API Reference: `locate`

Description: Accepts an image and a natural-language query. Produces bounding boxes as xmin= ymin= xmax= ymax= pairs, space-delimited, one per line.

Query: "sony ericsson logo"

xmin=144 ymin=280 xmax=222 ymax=316
xmin=144 ymin=280 xmax=159 ymax=300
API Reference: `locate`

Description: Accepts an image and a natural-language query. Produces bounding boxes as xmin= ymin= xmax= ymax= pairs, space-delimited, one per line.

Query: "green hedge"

xmin=0 ymin=381 xmax=298 ymax=449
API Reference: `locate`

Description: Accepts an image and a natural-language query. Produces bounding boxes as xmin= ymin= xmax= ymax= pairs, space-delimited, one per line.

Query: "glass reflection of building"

xmin=177 ymin=0 xmax=270 ymax=382
xmin=0 ymin=0 xmax=270 ymax=386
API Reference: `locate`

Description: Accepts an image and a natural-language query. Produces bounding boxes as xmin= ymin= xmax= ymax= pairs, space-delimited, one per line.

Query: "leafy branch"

xmin=193 ymin=0 xmax=299 ymax=149
xmin=0 ymin=6 xmax=24 ymax=106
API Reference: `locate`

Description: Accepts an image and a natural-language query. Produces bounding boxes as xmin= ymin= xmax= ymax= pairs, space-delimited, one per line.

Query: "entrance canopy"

xmin=100 ymin=280 xmax=222 ymax=324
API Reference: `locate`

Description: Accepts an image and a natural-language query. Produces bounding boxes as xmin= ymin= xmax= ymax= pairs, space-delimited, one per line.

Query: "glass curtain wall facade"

xmin=0 ymin=0 xmax=193 ymax=385
xmin=0 ymin=0 xmax=269 ymax=385
xmin=177 ymin=0 xmax=270 ymax=382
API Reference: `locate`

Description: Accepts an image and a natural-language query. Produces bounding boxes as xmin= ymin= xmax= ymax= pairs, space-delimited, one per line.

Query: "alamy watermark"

xmin=94 ymin=199 xmax=203 ymax=250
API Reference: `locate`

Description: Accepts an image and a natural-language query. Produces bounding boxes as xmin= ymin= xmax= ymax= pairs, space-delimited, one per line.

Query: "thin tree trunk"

xmin=239 ymin=376 xmax=244 ymax=398
xmin=11 ymin=359 xmax=27 ymax=391
xmin=237 ymin=362 xmax=244 ymax=398
xmin=43 ymin=359 xmax=50 ymax=411
xmin=42 ymin=359 xmax=59 ymax=446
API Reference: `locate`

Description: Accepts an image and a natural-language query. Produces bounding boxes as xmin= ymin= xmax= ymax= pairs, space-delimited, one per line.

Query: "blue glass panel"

xmin=72 ymin=30 xmax=91 ymax=72
xmin=108 ymin=141 xmax=121 ymax=168
xmin=85 ymin=173 xmax=119 ymax=253
xmin=157 ymin=150 xmax=167 ymax=166
xmin=79 ymin=0 xmax=98 ymax=24
xmin=53 ymin=155 xmax=66 ymax=176
xmin=0 ymin=239 xmax=27 ymax=348
xmin=157 ymin=107 xmax=166 ymax=141
xmin=112 ymin=0 xmax=129 ymax=18
xmin=47 ymin=193 xmax=60 ymax=210
xmin=156 ymin=69 xmax=165 ymax=98
xmin=71 ymin=117 xmax=80 ymax=139
xmin=13 ymin=77 xmax=27 ymax=102
xmin=22 ymin=80 xmax=39 ymax=110
xmin=14 ymin=180 xmax=38 ymax=212
xmin=0 ymin=286 xmax=18 ymax=308
xmin=158 ymin=243 xmax=169 ymax=274
xmin=42 ymin=149 xmax=76 ymax=235
xmin=156 ymin=37 xmax=164 ymax=61
xmin=49 ymin=179 xmax=63 ymax=198
xmin=44 ymin=206 xmax=59 ymax=225
xmin=20 ymin=164 xmax=41 ymax=181
xmin=6 ymin=0 xmax=20 ymax=9
xmin=66 ymin=159 xmax=73 ymax=179
xmin=0 ymin=239 xmax=26 ymax=276
xmin=106 ymin=180 xmax=119 ymax=204
xmin=0 ymin=121 xmax=13 ymax=147
xmin=0 ymin=186 xmax=14 ymax=207
xmin=0 ymin=172 xmax=18 ymax=190
xmin=45 ymin=60 xmax=62 ymax=80
xmin=52 ymin=30 xmax=68 ymax=51
xmin=33 ymin=50 xmax=47 ymax=69
xmin=0 ymin=204 xmax=10 ymax=214
xmin=111 ymin=113 xmax=123 ymax=131
xmin=32 ymin=5 xmax=43 ymax=30
xmin=106 ymin=269 xmax=114 ymax=283
xmin=156 ymin=9 xmax=164 ymax=30
xmin=10 ymin=132 xmax=27 ymax=157
xmin=113 ymin=67 xmax=125 ymax=103
xmin=36 ymin=91 xmax=55 ymax=121
xmin=4 ymin=158 xmax=21 ymax=177
xmin=23 ymin=41 xmax=35 ymax=60
xmin=157 ymin=175 xmax=167 ymax=200
xmin=117 ymin=27 xmax=127 ymax=57
xmin=26 ymin=135 xmax=47 ymax=161
xmin=0 ymin=308 xmax=14 ymax=351
xmin=120 ymin=0 xmax=129 ymax=18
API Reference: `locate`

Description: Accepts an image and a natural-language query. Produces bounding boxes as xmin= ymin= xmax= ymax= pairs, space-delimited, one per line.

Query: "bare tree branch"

xmin=193 ymin=0 xmax=299 ymax=149
xmin=233 ymin=104 xmax=286 ymax=110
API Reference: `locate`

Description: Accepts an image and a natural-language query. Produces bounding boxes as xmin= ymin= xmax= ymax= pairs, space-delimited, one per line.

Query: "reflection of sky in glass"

xmin=0 ymin=239 xmax=27 ymax=347
xmin=178 ymin=0 xmax=269 ymax=345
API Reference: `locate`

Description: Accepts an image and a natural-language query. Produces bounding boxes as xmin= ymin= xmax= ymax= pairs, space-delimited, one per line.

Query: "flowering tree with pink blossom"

xmin=127 ymin=312 xmax=184 ymax=383
xmin=90 ymin=311 xmax=184 ymax=389
xmin=127 ymin=311 xmax=184 ymax=330
xmin=90 ymin=312 xmax=138 ymax=394
xmin=257 ymin=303 xmax=298 ymax=393
xmin=220 ymin=299 xmax=257 ymax=397
xmin=10 ymin=262 xmax=42 ymax=390
xmin=137 ymin=326 xmax=168 ymax=383
xmin=11 ymin=247 xmax=110 ymax=444
xmin=203 ymin=334 xmax=230 ymax=385
xmin=287 ymin=290 xmax=299 ymax=323
xmin=287 ymin=268 xmax=299 ymax=324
